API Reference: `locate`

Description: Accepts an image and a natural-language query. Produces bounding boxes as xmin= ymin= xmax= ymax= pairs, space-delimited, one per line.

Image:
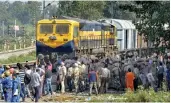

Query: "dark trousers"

xmin=56 ymin=83 xmax=61 ymax=92
xmin=67 ymin=76 xmax=73 ymax=92
xmin=20 ymin=83 xmax=25 ymax=101
xmin=167 ymin=79 xmax=170 ymax=91
xmin=100 ymin=77 xmax=108 ymax=93
xmin=157 ymin=74 xmax=163 ymax=89
xmin=34 ymin=86 xmax=40 ymax=102
xmin=134 ymin=78 xmax=138 ymax=91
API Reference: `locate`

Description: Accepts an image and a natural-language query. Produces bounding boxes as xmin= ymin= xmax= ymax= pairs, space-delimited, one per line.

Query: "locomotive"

xmin=36 ymin=16 xmax=117 ymax=60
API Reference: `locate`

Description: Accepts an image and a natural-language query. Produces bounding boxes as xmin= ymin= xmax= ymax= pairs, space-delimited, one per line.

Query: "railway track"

xmin=0 ymin=46 xmax=35 ymax=60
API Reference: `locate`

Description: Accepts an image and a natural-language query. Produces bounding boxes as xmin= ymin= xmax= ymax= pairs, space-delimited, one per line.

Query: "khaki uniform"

xmin=73 ymin=67 xmax=80 ymax=93
xmin=58 ymin=66 xmax=67 ymax=93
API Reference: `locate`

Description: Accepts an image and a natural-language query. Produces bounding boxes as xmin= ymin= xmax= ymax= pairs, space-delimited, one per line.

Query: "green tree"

xmin=57 ymin=1 xmax=106 ymax=20
xmin=120 ymin=1 xmax=170 ymax=48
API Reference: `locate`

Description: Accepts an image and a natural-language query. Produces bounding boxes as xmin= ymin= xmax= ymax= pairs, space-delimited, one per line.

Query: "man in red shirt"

xmin=125 ymin=68 xmax=135 ymax=91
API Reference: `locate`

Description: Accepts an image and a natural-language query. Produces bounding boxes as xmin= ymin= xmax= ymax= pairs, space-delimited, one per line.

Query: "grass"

xmin=43 ymin=87 xmax=170 ymax=102
xmin=0 ymin=51 xmax=36 ymax=64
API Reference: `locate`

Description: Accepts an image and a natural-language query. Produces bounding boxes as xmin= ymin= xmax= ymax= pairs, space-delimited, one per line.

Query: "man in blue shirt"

xmin=88 ymin=68 xmax=98 ymax=96
xmin=0 ymin=64 xmax=4 ymax=100
xmin=166 ymin=64 xmax=170 ymax=91
xmin=2 ymin=71 xmax=12 ymax=102
xmin=11 ymin=70 xmax=21 ymax=102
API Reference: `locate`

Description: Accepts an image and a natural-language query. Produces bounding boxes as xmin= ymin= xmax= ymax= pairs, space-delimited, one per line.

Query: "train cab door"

xmin=73 ymin=26 xmax=79 ymax=50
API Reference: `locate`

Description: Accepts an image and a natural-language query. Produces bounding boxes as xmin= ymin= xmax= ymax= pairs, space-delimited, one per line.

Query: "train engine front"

xmin=36 ymin=18 xmax=79 ymax=60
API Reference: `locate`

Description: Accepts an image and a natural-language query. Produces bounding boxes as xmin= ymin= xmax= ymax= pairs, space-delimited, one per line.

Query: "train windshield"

xmin=56 ymin=24 xmax=69 ymax=34
xmin=40 ymin=24 xmax=53 ymax=34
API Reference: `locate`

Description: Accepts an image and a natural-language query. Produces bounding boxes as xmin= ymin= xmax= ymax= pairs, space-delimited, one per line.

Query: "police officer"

xmin=73 ymin=63 xmax=80 ymax=95
xmin=11 ymin=70 xmax=21 ymax=102
xmin=1 ymin=71 xmax=12 ymax=102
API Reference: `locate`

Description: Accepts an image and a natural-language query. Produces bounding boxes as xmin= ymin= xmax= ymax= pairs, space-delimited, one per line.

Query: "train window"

xmin=40 ymin=24 xmax=53 ymax=34
xmin=73 ymin=27 xmax=79 ymax=37
xmin=56 ymin=24 xmax=69 ymax=34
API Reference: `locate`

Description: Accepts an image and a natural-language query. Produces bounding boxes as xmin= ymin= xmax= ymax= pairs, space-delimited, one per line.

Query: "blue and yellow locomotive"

xmin=36 ymin=16 xmax=117 ymax=59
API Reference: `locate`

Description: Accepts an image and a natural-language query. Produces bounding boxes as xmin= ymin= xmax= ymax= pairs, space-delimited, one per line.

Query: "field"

xmin=0 ymin=51 xmax=36 ymax=64
xmin=41 ymin=88 xmax=170 ymax=102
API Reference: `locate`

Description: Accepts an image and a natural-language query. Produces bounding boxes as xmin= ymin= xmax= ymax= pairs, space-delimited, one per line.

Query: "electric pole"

xmin=43 ymin=0 xmax=45 ymax=19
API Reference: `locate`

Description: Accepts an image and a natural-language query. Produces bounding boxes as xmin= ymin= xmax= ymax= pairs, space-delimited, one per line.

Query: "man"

xmin=1 ymin=71 xmax=12 ymax=102
xmin=37 ymin=65 xmax=45 ymax=97
xmin=88 ymin=68 xmax=98 ymax=96
xmin=45 ymin=65 xmax=53 ymax=95
xmin=157 ymin=62 xmax=164 ymax=89
xmin=11 ymin=70 xmax=21 ymax=102
xmin=17 ymin=63 xmax=25 ymax=102
xmin=0 ymin=64 xmax=4 ymax=100
xmin=79 ymin=61 xmax=86 ymax=92
xmin=99 ymin=64 xmax=110 ymax=93
xmin=67 ymin=64 xmax=73 ymax=92
xmin=125 ymin=68 xmax=135 ymax=91
xmin=133 ymin=64 xmax=139 ymax=91
xmin=24 ymin=65 xmax=32 ymax=98
xmin=146 ymin=60 xmax=155 ymax=90
xmin=166 ymin=64 xmax=170 ymax=91
xmin=58 ymin=62 xmax=67 ymax=93
xmin=73 ymin=63 xmax=80 ymax=95
xmin=30 ymin=68 xmax=41 ymax=102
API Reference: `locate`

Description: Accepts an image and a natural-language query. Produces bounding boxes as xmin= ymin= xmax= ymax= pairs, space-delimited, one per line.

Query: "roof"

xmin=98 ymin=19 xmax=136 ymax=29
xmin=37 ymin=19 xmax=78 ymax=24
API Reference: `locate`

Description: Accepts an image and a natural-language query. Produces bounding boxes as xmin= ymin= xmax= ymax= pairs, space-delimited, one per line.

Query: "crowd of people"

xmin=0 ymin=51 xmax=170 ymax=102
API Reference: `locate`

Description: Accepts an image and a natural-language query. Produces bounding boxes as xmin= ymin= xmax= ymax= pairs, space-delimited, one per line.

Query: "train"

xmin=36 ymin=16 xmax=118 ymax=61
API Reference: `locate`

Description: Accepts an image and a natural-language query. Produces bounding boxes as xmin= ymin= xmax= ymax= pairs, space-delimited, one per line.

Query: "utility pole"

xmin=43 ymin=0 xmax=45 ymax=19
xmin=2 ymin=21 xmax=4 ymax=37
xmin=14 ymin=20 xmax=17 ymax=50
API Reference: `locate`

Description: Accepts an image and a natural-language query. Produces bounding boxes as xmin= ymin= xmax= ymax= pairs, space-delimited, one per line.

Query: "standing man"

xmin=73 ymin=63 xmax=80 ymax=95
xmin=157 ymin=62 xmax=164 ymax=89
xmin=30 ymin=69 xmax=41 ymax=102
xmin=125 ymin=68 xmax=135 ymax=91
xmin=1 ymin=71 xmax=12 ymax=102
xmin=100 ymin=64 xmax=110 ymax=93
xmin=67 ymin=64 xmax=73 ymax=92
xmin=37 ymin=65 xmax=45 ymax=97
xmin=88 ymin=68 xmax=98 ymax=96
xmin=45 ymin=65 xmax=53 ymax=95
xmin=17 ymin=63 xmax=26 ymax=102
xmin=0 ymin=64 xmax=4 ymax=100
xmin=58 ymin=62 xmax=67 ymax=94
xmin=166 ymin=64 xmax=170 ymax=91
xmin=11 ymin=70 xmax=21 ymax=102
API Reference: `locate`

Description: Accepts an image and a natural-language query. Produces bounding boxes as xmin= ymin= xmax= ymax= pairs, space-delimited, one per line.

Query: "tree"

xmin=57 ymin=1 xmax=106 ymax=20
xmin=119 ymin=1 xmax=170 ymax=48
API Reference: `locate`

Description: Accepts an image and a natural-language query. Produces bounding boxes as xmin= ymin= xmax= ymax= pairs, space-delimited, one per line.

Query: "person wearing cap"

xmin=0 ymin=64 xmax=5 ymax=100
xmin=1 ymin=71 xmax=12 ymax=102
xmin=58 ymin=62 xmax=67 ymax=93
xmin=73 ymin=63 xmax=80 ymax=95
xmin=11 ymin=70 xmax=21 ymax=102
